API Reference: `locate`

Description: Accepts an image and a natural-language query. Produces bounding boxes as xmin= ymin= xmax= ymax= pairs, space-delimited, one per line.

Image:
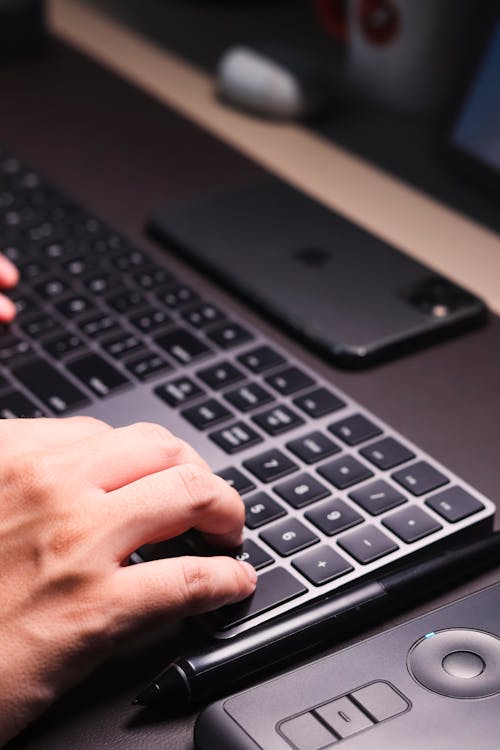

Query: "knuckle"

xmin=132 ymin=421 xmax=175 ymax=447
xmin=68 ymin=415 xmax=111 ymax=431
xmin=176 ymin=463 xmax=215 ymax=513
xmin=179 ymin=557 xmax=214 ymax=605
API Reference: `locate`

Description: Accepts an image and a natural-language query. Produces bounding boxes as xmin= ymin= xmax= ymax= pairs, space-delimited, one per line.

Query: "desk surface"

xmin=2 ymin=19 xmax=500 ymax=750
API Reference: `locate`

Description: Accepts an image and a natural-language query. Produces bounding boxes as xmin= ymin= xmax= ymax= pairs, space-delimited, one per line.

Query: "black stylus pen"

xmin=135 ymin=530 xmax=500 ymax=708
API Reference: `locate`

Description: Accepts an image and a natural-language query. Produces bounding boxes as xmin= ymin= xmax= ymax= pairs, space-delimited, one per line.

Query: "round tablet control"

xmin=408 ymin=628 xmax=500 ymax=698
xmin=442 ymin=651 xmax=485 ymax=679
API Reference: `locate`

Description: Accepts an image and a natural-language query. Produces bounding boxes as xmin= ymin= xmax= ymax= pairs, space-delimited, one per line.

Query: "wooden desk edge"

xmin=47 ymin=0 xmax=500 ymax=315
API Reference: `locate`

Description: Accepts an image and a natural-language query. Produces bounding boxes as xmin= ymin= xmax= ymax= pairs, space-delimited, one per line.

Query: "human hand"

xmin=0 ymin=417 xmax=256 ymax=745
xmin=0 ymin=252 xmax=19 ymax=321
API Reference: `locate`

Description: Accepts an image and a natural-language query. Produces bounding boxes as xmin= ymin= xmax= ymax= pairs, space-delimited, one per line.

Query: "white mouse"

xmin=216 ymin=45 xmax=333 ymax=119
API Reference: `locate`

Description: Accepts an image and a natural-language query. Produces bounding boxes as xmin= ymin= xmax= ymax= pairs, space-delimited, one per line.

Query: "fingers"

xmin=112 ymin=555 xmax=257 ymax=623
xmin=0 ymin=416 xmax=112 ymax=456
xmin=0 ymin=293 xmax=16 ymax=322
xmin=0 ymin=254 xmax=19 ymax=323
xmin=68 ymin=422 xmax=210 ymax=492
xmin=0 ymin=253 xmax=19 ymax=288
xmin=108 ymin=463 xmax=245 ymax=557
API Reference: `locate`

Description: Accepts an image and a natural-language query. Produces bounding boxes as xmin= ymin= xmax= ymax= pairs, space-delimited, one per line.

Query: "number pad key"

xmin=392 ymin=461 xmax=449 ymax=496
xmin=244 ymin=492 xmax=286 ymax=529
xmin=209 ymin=422 xmax=262 ymax=454
xmin=305 ymin=498 xmax=363 ymax=536
xmin=229 ymin=539 xmax=274 ymax=570
xmin=154 ymin=377 xmax=204 ymax=407
xmin=237 ymin=345 xmax=285 ymax=373
xmin=260 ymin=518 xmax=319 ymax=557
xmin=349 ymin=479 xmax=406 ymax=515
xmin=293 ymin=387 xmax=345 ymax=418
xmin=181 ymin=399 xmax=232 ymax=430
xmin=182 ymin=302 xmax=225 ymax=328
xmin=197 ymin=361 xmax=244 ymax=390
xmin=329 ymin=414 xmax=382 ymax=446
xmin=286 ymin=431 xmax=340 ymax=464
xmin=360 ymin=437 xmax=415 ymax=470
xmin=224 ymin=382 xmax=273 ymax=412
xmin=244 ymin=449 xmax=298 ymax=483
xmin=274 ymin=473 xmax=330 ymax=509
xmin=217 ymin=467 xmax=256 ymax=495
xmin=338 ymin=525 xmax=399 ymax=564
xmin=0 ymin=389 xmax=45 ymax=418
xmin=207 ymin=321 xmax=253 ymax=349
xmin=292 ymin=545 xmax=353 ymax=586
xmin=382 ymin=506 xmax=442 ymax=543
xmin=318 ymin=455 xmax=373 ymax=489
xmin=425 ymin=486 xmax=485 ymax=523
xmin=265 ymin=366 xmax=314 ymax=395
xmin=155 ymin=328 xmax=211 ymax=364
xmin=253 ymin=405 xmax=304 ymax=436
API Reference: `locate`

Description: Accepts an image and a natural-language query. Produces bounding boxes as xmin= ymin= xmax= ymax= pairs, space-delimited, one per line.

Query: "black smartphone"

xmin=148 ymin=176 xmax=487 ymax=368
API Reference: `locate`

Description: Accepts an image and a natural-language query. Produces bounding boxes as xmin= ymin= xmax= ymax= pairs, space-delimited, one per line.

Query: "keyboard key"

xmin=209 ymin=422 xmax=262 ymax=453
xmin=260 ymin=518 xmax=319 ymax=557
xmin=243 ymin=491 xmax=286 ymax=529
xmin=305 ymin=498 xmax=363 ymax=536
xmin=425 ymin=486 xmax=485 ymax=523
xmin=216 ymin=567 xmax=306 ymax=629
xmin=110 ymin=248 xmax=148 ymax=272
xmin=132 ymin=266 xmax=175 ymax=290
xmin=154 ymin=377 xmax=204 ymax=407
xmin=196 ymin=361 xmax=244 ymax=390
xmin=238 ymin=345 xmax=285 ymax=373
xmin=20 ymin=312 xmax=58 ymax=338
xmin=349 ymin=479 xmax=407 ymax=515
xmin=130 ymin=308 xmax=172 ymax=334
xmin=82 ymin=272 xmax=113 ymax=295
xmin=77 ymin=312 xmax=119 ymax=338
xmin=253 ymin=405 xmax=304 ymax=436
xmin=274 ymin=473 xmax=330 ymax=509
xmin=392 ymin=461 xmax=449 ymax=496
xmin=360 ymin=437 xmax=415 ymax=470
xmin=13 ymin=359 xmax=88 ymax=413
xmin=102 ymin=332 xmax=143 ymax=359
xmin=155 ymin=328 xmax=211 ymax=364
xmin=217 ymin=467 xmax=256 ymax=495
xmin=67 ymin=354 xmax=130 ymax=397
xmin=55 ymin=294 xmax=94 ymax=318
xmin=292 ymin=545 xmax=353 ymax=586
xmin=293 ymin=387 xmax=345 ymax=418
xmin=157 ymin=283 xmax=199 ymax=309
xmin=0 ymin=335 xmax=34 ymax=364
xmin=382 ymin=506 xmax=442 ymax=543
xmin=329 ymin=414 xmax=382 ymax=446
xmin=207 ymin=321 xmax=253 ymax=349
xmin=125 ymin=352 xmax=171 ymax=381
xmin=244 ymin=449 xmax=298 ymax=483
xmin=229 ymin=539 xmax=274 ymax=570
xmin=0 ymin=389 xmax=45 ymax=418
xmin=106 ymin=289 xmax=148 ymax=313
xmin=338 ymin=525 xmax=399 ymax=564
xmin=43 ymin=331 xmax=85 ymax=359
xmin=35 ymin=276 xmax=71 ymax=300
xmin=224 ymin=382 xmax=273 ymax=412
xmin=181 ymin=399 xmax=232 ymax=430
xmin=265 ymin=366 xmax=315 ymax=395
xmin=286 ymin=431 xmax=340 ymax=464
xmin=318 ymin=455 xmax=373 ymax=490
xmin=182 ymin=301 xmax=225 ymax=328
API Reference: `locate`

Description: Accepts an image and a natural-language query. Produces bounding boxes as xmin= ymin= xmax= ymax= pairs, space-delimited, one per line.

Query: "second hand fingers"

xmin=108 ymin=464 xmax=245 ymax=559
xmin=0 ymin=253 xmax=19 ymax=288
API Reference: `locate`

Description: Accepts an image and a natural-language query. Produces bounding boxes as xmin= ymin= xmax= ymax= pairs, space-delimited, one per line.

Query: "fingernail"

xmin=239 ymin=560 xmax=258 ymax=586
xmin=0 ymin=255 xmax=19 ymax=286
xmin=0 ymin=294 xmax=16 ymax=322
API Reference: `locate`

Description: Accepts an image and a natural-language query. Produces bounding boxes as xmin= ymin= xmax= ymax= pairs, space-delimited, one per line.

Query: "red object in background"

xmin=313 ymin=0 xmax=400 ymax=45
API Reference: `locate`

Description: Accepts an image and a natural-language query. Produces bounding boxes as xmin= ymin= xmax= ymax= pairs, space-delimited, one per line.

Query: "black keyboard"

xmin=0 ymin=147 xmax=495 ymax=638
